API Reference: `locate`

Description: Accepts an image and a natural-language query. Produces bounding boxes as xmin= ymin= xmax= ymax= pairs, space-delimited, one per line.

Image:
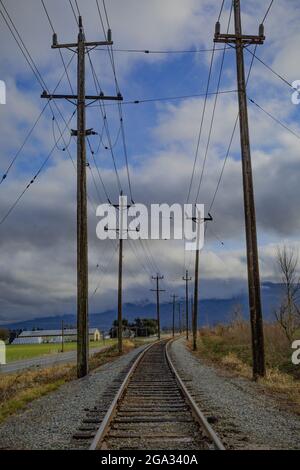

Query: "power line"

xmin=183 ymin=0 xmax=229 ymax=272
xmin=95 ymin=0 xmax=134 ymax=202
xmin=194 ymin=0 xmax=233 ymax=203
xmin=68 ymin=0 xmax=79 ymax=25
xmin=185 ymin=44 xmax=218 ymax=204
xmin=87 ymin=89 xmax=237 ymax=107
xmin=85 ymin=50 xmax=123 ymax=195
xmin=127 ymin=238 xmax=153 ymax=278
xmin=186 ymin=47 xmax=216 ymax=203
xmin=217 ymin=0 xmax=226 ymax=22
xmin=87 ymin=161 xmax=104 ymax=206
xmin=95 ymin=46 xmax=232 ymax=54
xmin=0 ymin=51 xmax=76 ymax=186
xmin=90 ymin=244 xmax=118 ymax=297
xmin=0 ymin=0 xmax=78 ymax=155
xmin=118 ymin=104 xmax=134 ymax=202
xmin=248 ymin=96 xmax=300 ymax=140
xmin=0 ymin=110 xmax=76 ymax=226
xmin=0 ymin=1 xmax=46 ymax=90
xmin=245 ymin=47 xmax=292 ymax=89
xmin=87 ymin=137 xmax=112 ymax=202
xmin=74 ymin=0 xmax=81 ymax=16
xmin=51 ymin=113 xmax=72 ymax=151
xmin=0 ymin=102 xmax=48 ymax=185
xmin=41 ymin=0 xmax=74 ymax=94
xmin=208 ymin=0 xmax=276 ymax=214
xmin=102 ymin=0 xmax=110 ymax=29
xmin=261 ymin=0 xmax=274 ymax=24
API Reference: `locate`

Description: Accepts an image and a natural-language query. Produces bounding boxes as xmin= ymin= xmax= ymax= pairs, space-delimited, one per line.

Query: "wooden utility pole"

xmin=178 ymin=303 xmax=182 ymax=333
xmin=107 ymin=193 xmax=134 ymax=354
xmin=107 ymin=194 xmax=138 ymax=354
xmin=192 ymin=214 xmax=212 ymax=351
xmin=41 ymin=16 xmax=122 ymax=378
xmin=192 ymin=249 xmax=199 ymax=351
xmin=151 ymin=275 xmax=165 ymax=339
xmin=61 ymin=320 xmax=64 ymax=353
xmin=170 ymin=294 xmax=178 ymax=337
xmin=214 ymin=0 xmax=266 ymax=379
xmin=117 ymin=235 xmax=123 ymax=354
xmin=183 ymin=270 xmax=192 ymax=340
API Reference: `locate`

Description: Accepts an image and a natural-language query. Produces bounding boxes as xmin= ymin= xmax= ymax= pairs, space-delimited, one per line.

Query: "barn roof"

xmin=19 ymin=328 xmax=99 ymax=337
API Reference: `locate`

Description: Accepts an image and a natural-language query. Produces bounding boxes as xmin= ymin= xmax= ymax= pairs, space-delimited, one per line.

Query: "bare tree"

xmin=274 ymin=246 xmax=300 ymax=341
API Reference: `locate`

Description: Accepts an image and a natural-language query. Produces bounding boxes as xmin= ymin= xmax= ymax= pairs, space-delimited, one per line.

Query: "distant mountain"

xmin=0 ymin=282 xmax=284 ymax=332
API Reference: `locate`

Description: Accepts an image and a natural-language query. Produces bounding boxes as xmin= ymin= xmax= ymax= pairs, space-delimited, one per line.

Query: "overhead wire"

xmin=95 ymin=0 xmax=134 ymax=202
xmin=207 ymin=0 xmax=277 ymax=216
xmin=194 ymin=0 xmax=233 ymax=204
xmin=0 ymin=110 xmax=76 ymax=226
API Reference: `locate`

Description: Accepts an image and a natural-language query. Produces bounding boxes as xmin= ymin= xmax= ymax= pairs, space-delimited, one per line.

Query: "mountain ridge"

xmin=0 ymin=282 xmax=283 ymax=332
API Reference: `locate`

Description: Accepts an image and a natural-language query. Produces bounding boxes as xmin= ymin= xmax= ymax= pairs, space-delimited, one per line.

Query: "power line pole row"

xmin=42 ymin=16 xmax=122 ymax=378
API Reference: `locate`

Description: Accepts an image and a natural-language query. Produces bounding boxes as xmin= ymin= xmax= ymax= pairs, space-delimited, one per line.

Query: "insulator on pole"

xmin=259 ymin=23 xmax=264 ymax=37
xmin=215 ymin=21 xmax=220 ymax=36
xmin=107 ymin=28 xmax=112 ymax=42
xmin=52 ymin=33 xmax=58 ymax=46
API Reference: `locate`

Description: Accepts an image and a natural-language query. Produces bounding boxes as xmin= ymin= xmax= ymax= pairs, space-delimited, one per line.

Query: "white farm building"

xmin=12 ymin=328 xmax=101 ymax=344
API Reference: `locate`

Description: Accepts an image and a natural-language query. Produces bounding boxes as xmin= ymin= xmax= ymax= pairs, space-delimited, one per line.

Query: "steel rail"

xmin=89 ymin=337 xmax=225 ymax=450
xmin=165 ymin=338 xmax=225 ymax=450
xmin=89 ymin=340 xmax=158 ymax=450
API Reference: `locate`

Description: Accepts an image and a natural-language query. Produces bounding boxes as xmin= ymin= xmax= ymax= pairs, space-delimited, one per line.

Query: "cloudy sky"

xmin=0 ymin=0 xmax=300 ymax=323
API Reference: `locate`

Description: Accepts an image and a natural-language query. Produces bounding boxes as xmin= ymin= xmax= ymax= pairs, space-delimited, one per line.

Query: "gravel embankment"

xmin=0 ymin=345 xmax=148 ymax=450
xmin=170 ymin=338 xmax=300 ymax=450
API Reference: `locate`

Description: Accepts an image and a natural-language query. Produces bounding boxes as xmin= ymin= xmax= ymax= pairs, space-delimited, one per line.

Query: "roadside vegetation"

xmin=0 ymin=338 xmax=146 ymax=424
xmin=189 ymin=245 xmax=300 ymax=412
xmin=190 ymin=318 xmax=300 ymax=413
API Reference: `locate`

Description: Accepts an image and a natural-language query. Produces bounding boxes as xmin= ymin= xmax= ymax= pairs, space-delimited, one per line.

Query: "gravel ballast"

xmin=170 ymin=338 xmax=300 ymax=450
xmin=0 ymin=345 xmax=148 ymax=450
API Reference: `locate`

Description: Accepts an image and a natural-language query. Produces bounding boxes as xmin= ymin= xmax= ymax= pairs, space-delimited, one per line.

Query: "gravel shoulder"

xmin=170 ymin=338 xmax=300 ymax=450
xmin=0 ymin=345 xmax=148 ymax=450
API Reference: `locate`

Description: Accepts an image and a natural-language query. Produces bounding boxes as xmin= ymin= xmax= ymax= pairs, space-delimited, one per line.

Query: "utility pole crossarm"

xmin=41 ymin=92 xmax=123 ymax=101
xmin=214 ymin=7 xmax=265 ymax=45
xmin=51 ymin=40 xmax=113 ymax=49
xmin=214 ymin=33 xmax=265 ymax=44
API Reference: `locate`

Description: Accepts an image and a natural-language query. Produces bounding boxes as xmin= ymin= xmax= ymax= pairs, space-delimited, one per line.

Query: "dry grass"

xmin=0 ymin=339 xmax=139 ymax=424
xmin=189 ymin=321 xmax=300 ymax=413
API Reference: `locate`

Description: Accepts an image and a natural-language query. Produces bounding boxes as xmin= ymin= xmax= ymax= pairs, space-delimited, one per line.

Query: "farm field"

xmin=5 ymin=339 xmax=115 ymax=363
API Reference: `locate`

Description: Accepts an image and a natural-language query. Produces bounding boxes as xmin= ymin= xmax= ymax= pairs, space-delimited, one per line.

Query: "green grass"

xmin=5 ymin=339 xmax=115 ymax=363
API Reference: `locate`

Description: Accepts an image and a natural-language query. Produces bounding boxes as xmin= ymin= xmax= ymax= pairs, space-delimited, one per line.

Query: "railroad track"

xmin=89 ymin=339 xmax=225 ymax=451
